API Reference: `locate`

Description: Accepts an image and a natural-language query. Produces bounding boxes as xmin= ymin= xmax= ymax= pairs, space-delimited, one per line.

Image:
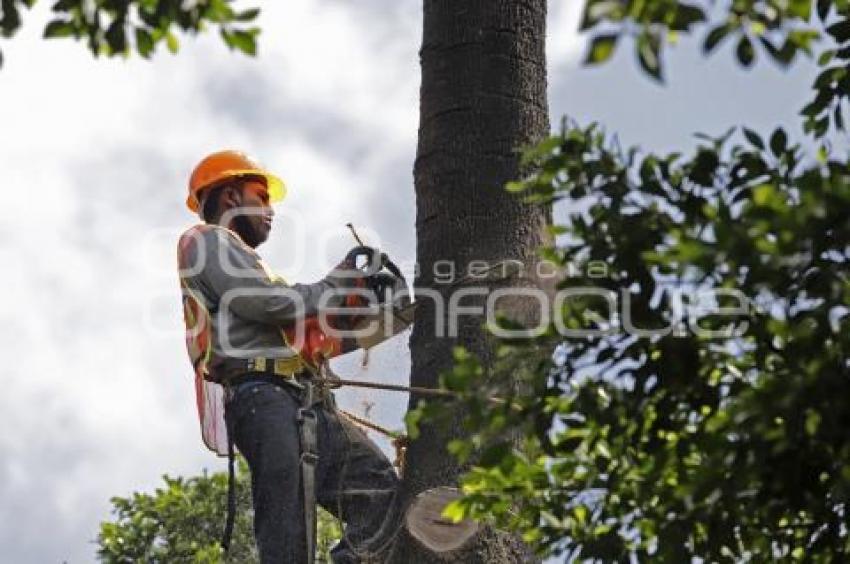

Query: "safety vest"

xmin=177 ymin=225 xmax=350 ymax=455
xmin=178 ymin=228 xmax=229 ymax=455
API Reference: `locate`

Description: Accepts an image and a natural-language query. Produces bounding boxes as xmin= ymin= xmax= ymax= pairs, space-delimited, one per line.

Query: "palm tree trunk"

xmin=392 ymin=1 xmax=550 ymax=561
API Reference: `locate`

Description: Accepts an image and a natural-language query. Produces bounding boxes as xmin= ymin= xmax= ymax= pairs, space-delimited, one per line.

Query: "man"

xmin=177 ymin=150 xmax=400 ymax=563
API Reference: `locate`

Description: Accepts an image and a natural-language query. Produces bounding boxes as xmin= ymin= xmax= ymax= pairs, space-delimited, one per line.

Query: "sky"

xmin=0 ymin=1 xmax=824 ymax=562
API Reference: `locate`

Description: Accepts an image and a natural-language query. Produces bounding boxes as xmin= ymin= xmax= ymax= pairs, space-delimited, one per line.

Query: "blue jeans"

xmin=226 ymin=381 xmax=401 ymax=563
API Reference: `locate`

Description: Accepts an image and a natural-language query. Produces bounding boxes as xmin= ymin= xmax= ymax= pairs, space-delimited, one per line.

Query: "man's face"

xmin=234 ymin=179 xmax=274 ymax=247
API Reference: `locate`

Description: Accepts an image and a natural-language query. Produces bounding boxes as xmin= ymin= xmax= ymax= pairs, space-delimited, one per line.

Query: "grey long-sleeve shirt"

xmin=177 ymin=223 xmax=352 ymax=382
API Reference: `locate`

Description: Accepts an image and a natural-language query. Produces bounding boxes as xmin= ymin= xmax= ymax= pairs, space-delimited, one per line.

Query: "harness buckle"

xmin=273 ymin=356 xmax=302 ymax=375
xmin=297 ymin=406 xmax=317 ymax=423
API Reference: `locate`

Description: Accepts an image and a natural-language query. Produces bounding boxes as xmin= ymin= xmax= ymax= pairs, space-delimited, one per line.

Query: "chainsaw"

xmin=282 ymin=234 xmax=415 ymax=368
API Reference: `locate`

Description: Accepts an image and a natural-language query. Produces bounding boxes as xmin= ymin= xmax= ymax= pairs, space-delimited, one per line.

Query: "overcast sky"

xmin=0 ymin=1 xmax=823 ymax=562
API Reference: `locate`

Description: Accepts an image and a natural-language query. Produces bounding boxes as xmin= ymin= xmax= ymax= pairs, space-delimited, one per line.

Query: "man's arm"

xmin=180 ymin=226 xmax=356 ymax=326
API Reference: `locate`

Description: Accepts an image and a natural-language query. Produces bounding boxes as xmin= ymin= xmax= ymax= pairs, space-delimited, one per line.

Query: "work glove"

xmin=342 ymin=245 xmax=385 ymax=276
xmin=323 ymin=247 xmax=382 ymax=324
xmin=326 ymin=246 xmax=378 ymax=286
xmin=368 ymin=272 xmax=401 ymax=305
xmin=333 ymin=246 xmax=407 ymax=307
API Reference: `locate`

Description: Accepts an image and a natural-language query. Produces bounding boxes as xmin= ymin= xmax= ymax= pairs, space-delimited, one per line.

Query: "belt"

xmin=223 ymin=356 xmax=307 ymax=397
xmin=245 ymin=355 xmax=305 ymax=377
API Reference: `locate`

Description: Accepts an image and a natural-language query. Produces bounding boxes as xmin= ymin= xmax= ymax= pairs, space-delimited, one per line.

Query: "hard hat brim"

xmin=264 ymin=173 xmax=286 ymax=204
xmin=186 ymin=169 xmax=287 ymax=213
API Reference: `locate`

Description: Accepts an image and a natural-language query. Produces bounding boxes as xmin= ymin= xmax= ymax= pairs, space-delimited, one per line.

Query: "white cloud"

xmin=547 ymin=0 xmax=586 ymax=67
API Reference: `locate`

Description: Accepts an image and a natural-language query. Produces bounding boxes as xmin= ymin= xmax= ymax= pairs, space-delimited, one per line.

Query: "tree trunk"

xmin=392 ymin=1 xmax=550 ymax=562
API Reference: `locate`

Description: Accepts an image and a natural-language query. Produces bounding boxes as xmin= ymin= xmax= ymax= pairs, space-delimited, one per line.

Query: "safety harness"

xmin=297 ymin=380 xmax=320 ymax=564
xmin=219 ymin=354 xmax=326 ymax=563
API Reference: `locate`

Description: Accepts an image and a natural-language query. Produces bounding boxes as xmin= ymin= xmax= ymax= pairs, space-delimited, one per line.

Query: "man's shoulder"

xmin=178 ymin=223 xmax=247 ymax=250
xmin=177 ymin=223 xmax=260 ymax=269
xmin=177 ymin=224 xmax=213 ymax=259
xmin=178 ymin=223 xmax=226 ymax=240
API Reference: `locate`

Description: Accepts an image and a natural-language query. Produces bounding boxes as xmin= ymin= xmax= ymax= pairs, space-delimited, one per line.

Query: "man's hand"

xmin=327 ymin=247 xmax=377 ymax=286
xmin=343 ymin=246 xmax=385 ymax=276
xmin=332 ymin=246 xmax=407 ymax=307
xmin=368 ymin=272 xmax=400 ymax=304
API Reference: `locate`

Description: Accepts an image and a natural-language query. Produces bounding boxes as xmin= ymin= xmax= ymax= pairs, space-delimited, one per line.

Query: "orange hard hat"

xmin=187 ymin=150 xmax=286 ymax=212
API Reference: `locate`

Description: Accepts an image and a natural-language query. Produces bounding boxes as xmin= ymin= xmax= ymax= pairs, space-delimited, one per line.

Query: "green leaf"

xmin=703 ymin=24 xmax=731 ymax=54
xmin=637 ymin=32 xmax=662 ymax=82
xmin=104 ymin=20 xmax=127 ymax=54
xmin=480 ymin=441 xmax=512 ymax=467
xmin=574 ymin=504 xmax=588 ymax=525
xmin=404 ymin=409 xmax=423 ymax=440
xmin=206 ymin=0 xmax=235 ymax=23
xmin=736 ymin=35 xmax=755 ymax=68
xmin=0 ymin=0 xmax=21 ymax=37
xmin=752 ymin=182 xmax=777 ymax=206
xmin=813 ymin=66 xmax=846 ymax=88
xmin=769 ymin=128 xmax=787 ymax=156
xmin=441 ymin=500 xmax=467 ymax=523
xmin=584 ymin=33 xmax=618 ymax=65
xmin=447 ymin=439 xmax=473 ymax=463
xmin=44 ymin=19 xmax=76 ymax=39
xmin=670 ymin=4 xmax=706 ymax=32
xmin=826 ymin=19 xmax=850 ymax=43
xmin=815 ymin=115 xmax=830 ymax=136
xmin=760 ymin=37 xmax=796 ymax=66
xmin=787 ymin=29 xmax=819 ymax=56
xmin=800 ymin=88 xmax=833 ymax=117
xmin=817 ymin=0 xmax=832 ymax=21
xmin=580 ymin=0 xmax=622 ymax=30
xmin=221 ymin=28 xmax=258 ymax=56
xmin=817 ymin=50 xmax=835 ymax=66
xmin=788 ymin=0 xmax=812 ymax=20
xmin=135 ymin=28 xmax=154 ymax=58
xmin=804 ymin=410 xmax=821 ymax=436
xmin=52 ymin=0 xmax=80 ymax=10
xmin=742 ymin=127 xmax=765 ymax=150
xmin=234 ymin=8 xmax=261 ymax=22
xmin=166 ymin=31 xmax=180 ymax=54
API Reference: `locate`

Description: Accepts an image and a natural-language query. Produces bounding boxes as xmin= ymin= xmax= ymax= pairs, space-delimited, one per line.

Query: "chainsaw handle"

xmin=381 ymin=255 xmax=404 ymax=281
xmin=345 ymin=246 xmax=407 ymax=289
xmin=345 ymin=246 xmax=382 ymax=275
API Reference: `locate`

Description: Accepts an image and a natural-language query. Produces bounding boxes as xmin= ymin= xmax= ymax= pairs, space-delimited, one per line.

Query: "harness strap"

xmin=297 ymin=382 xmax=319 ymax=564
xmin=221 ymin=411 xmax=237 ymax=551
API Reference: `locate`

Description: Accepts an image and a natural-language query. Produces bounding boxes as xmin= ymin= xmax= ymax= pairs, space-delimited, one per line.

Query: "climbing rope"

xmin=315 ymin=363 xmax=454 ymax=476
xmin=337 ymin=408 xmax=409 ymax=474
xmin=312 ymin=357 xmax=516 ymax=464
xmin=306 ymin=349 xmax=518 ymax=560
xmin=321 ymin=376 xmax=457 ymax=399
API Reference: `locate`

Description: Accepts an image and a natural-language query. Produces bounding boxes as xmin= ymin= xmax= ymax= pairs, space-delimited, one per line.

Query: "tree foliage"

xmin=430 ymin=121 xmax=850 ymax=560
xmin=97 ymin=459 xmax=341 ymax=563
xmin=410 ymin=0 xmax=850 ymax=561
xmin=0 ymin=0 xmax=260 ymax=67
xmin=581 ymin=0 xmax=850 ymax=140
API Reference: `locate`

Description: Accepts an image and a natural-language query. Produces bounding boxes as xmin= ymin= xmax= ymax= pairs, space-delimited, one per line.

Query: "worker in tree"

xmin=177 ymin=150 xmax=401 ymax=563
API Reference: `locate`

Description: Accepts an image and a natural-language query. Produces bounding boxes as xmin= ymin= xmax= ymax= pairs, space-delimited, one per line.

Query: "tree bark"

xmin=392 ymin=1 xmax=550 ymax=562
